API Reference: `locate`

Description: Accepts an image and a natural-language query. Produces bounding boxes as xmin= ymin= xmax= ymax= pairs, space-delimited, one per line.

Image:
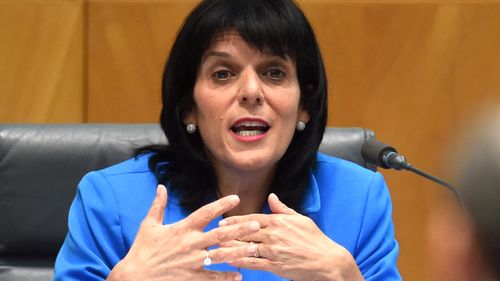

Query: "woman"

xmin=55 ymin=0 xmax=401 ymax=280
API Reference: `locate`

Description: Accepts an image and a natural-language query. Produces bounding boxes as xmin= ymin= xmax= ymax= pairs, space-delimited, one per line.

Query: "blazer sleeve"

xmin=54 ymin=171 xmax=126 ymax=281
xmin=355 ymin=172 xmax=402 ymax=281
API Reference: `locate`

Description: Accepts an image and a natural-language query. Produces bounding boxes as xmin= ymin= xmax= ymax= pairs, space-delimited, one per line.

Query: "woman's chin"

xmin=226 ymin=153 xmax=279 ymax=173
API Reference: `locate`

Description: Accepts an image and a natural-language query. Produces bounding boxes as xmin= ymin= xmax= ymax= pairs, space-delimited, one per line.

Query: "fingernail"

xmin=218 ymin=220 xmax=228 ymax=226
xmin=228 ymin=195 xmax=240 ymax=204
xmin=234 ymin=273 xmax=242 ymax=281
xmin=248 ymin=221 xmax=260 ymax=230
xmin=270 ymin=193 xmax=278 ymax=201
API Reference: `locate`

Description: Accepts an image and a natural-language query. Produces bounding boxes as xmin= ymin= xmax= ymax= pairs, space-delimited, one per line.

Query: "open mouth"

xmin=231 ymin=120 xmax=270 ymax=137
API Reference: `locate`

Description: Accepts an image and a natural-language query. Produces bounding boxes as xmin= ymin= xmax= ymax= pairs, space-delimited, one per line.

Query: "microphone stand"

xmin=401 ymin=162 xmax=464 ymax=208
xmin=362 ymin=140 xmax=465 ymax=208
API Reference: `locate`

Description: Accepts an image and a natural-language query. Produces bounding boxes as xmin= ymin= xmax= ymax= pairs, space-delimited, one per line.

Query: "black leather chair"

xmin=0 ymin=124 xmax=376 ymax=281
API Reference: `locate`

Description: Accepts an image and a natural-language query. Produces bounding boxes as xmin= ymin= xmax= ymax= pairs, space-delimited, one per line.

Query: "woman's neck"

xmin=215 ymin=165 xmax=276 ymax=217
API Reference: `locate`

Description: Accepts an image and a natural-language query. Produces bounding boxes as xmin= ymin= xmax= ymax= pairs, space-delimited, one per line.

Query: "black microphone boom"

xmin=361 ymin=139 xmax=464 ymax=207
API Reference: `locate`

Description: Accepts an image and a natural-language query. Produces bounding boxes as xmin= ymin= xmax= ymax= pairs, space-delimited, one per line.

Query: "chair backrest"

xmin=0 ymin=124 xmax=375 ymax=280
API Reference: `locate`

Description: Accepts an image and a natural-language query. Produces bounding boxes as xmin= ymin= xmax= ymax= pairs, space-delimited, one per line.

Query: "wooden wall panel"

xmin=87 ymin=0 xmax=198 ymax=122
xmin=0 ymin=0 xmax=85 ymax=123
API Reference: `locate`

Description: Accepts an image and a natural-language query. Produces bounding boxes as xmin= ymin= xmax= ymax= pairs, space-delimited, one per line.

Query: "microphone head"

xmin=361 ymin=139 xmax=398 ymax=169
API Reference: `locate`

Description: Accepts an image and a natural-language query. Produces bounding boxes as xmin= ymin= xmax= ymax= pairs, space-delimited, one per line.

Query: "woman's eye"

xmin=265 ymin=69 xmax=286 ymax=80
xmin=212 ymin=70 xmax=233 ymax=81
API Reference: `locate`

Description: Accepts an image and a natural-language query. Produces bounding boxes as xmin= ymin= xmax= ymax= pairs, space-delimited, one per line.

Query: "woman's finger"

xmin=144 ymin=184 xmax=168 ymax=224
xmin=209 ymin=242 xmax=261 ymax=264
xmin=268 ymin=193 xmax=297 ymax=215
xmin=218 ymin=213 xmax=271 ymax=227
xmin=232 ymin=231 xmax=269 ymax=244
xmin=219 ymin=240 xmax=271 ymax=260
xmin=202 ymin=270 xmax=243 ymax=281
xmin=200 ymin=220 xmax=261 ymax=247
xmin=184 ymin=194 xmax=240 ymax=229
xmin=229 ymin=257 xmax=274 ymax=272
xmin=219 ymin=240 xmax=246 ymax=248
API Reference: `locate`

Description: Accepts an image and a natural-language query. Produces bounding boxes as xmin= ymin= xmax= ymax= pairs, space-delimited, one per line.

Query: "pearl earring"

xmin=186 ymin=124 xmax=197 ymax=134
xmin=296 ymin=121 xmax=306 ymax=131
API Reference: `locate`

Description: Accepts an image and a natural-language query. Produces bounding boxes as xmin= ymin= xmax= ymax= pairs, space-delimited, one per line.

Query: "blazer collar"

xmin=301 ymin=170 xmax=321 ymax=214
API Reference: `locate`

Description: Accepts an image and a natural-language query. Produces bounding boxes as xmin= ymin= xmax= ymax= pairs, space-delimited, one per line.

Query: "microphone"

xmin=361 ymin=139 xmax=408 ymax=170
xmin=362 ymin=139 xmax=464 ymax=207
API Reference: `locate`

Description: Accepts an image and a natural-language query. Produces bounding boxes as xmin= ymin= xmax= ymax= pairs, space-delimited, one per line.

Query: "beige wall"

xmin=2 ymin=1 xmax=500 ymax=280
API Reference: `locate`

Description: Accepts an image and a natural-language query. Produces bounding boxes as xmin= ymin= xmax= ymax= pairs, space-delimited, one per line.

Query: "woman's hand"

xmin=218 ymin=193 xmax=364 ymax=281
xmin=107 ymin=185 xmax=261 ymax=281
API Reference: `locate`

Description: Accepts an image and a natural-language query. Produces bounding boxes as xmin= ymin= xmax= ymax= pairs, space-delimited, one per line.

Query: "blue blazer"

xmin=54 ymin=153 xmax=401 ymax=280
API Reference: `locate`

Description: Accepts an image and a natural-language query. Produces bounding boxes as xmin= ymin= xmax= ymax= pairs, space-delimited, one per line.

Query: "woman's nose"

xmin=238 ymin=70 xmax=264 ymax=105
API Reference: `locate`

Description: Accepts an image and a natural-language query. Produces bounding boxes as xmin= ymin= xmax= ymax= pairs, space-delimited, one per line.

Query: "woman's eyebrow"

xmin=267 ymin=56 xmax=288 ymax=63
xmin=202 ymin=51 xmax=231 ymax=61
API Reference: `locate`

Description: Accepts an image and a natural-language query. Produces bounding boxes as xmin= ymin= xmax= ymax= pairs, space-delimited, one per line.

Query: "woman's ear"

xmin=183 ymin=108 xmax=198 ymax=125
xmin=298 ymin=108 xmax=310 ymax=124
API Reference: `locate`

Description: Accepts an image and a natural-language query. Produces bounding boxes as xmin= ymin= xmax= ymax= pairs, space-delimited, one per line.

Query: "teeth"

xmin=231 ymin=120 xmax=269 ymax=137
xmin=238 ymin=130 xmax=264 ymax=137
xmin=235 ymin=121 xmax=267 ymax=127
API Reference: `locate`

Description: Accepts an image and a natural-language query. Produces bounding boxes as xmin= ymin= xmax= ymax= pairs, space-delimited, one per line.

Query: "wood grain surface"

xmin=0 ymin=0 xmax=85 ymax=122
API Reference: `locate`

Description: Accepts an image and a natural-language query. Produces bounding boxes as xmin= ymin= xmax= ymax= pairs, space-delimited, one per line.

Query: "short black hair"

xmin=143 ymin=0 xmax=327 ymax=212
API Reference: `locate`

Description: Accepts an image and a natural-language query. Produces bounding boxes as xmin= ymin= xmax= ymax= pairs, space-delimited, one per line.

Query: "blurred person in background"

xmin=428 ymin=102 xmax=500 ymax=281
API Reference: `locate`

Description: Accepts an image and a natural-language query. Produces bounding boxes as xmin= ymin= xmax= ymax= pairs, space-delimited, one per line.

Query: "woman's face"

xmin=185 ymin=31 xmax=309 ymax=174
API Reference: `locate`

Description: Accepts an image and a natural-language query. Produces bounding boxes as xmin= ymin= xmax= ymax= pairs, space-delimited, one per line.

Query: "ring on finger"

xmin=203 ymin=250 xmax=213 ymax=266
xmin=250 ymin=242 xmax=260 ymax=258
